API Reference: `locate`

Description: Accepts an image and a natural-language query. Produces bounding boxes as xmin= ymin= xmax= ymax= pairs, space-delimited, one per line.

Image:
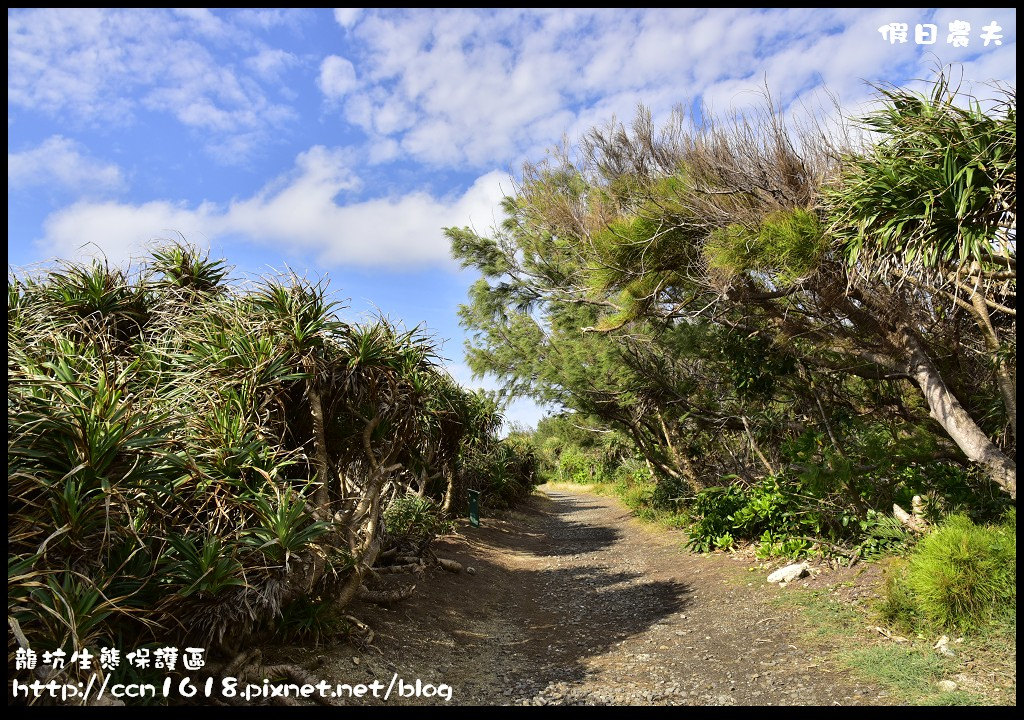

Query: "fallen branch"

xmin=437 ymin=558 xmax=463 ymax=573
xmin=357 ymin=583 xmax=416 ymax=605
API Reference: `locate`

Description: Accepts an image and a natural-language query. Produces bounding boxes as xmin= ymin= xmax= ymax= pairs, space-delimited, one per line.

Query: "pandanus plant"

xmin=10 ymin=242 xmax=508 ymax=673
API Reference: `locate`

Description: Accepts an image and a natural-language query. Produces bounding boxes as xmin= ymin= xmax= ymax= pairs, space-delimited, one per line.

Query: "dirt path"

xmin=281 ymin=486 xmax=893 ymax=705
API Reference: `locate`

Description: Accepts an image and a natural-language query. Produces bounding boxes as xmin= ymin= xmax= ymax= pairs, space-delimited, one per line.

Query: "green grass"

xmin=774 ymin=574 xmax=1015 ymax=705
xmin=779 ymin=587 xmax=863 ymax=640
xmin=928 ymin=690 xmax=987 ymax=706
xmin=841 ymin=644 xmax=981 ymax=705
xmin=881 ymin=511 xmax=1015 ymax=635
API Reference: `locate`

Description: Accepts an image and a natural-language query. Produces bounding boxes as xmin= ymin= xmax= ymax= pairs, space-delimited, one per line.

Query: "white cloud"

xmin=171 ymin=8 xmax=233 ymax=39
xmin=319 ymin=55 xmax=358 ymax=99
xmin=35 ymin=145 xmax=511 ymax=269
xmin=334 ymin=8 xmax=363 ymax=29
xmin=8 ymin=136 xmax=126 ymax=193
xmin=41 ymin=199 xmax=219 ymax=265
xmin=235 ymin=8 xmax=308 ymax=31
xmin=7 ymin=8 xmax=297 ymax=164
xmin=318 ymin=8 xmax=1015 ymax=169
xmin=245 ymin=48 xmax=299 ymax=82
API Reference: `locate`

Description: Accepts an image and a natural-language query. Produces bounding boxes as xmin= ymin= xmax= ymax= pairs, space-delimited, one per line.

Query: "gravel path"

xmin=285 ymin=486 xmax=892 ymax=705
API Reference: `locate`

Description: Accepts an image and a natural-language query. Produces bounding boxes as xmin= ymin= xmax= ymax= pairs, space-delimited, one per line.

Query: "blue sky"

xmin=7 ymin=8 xmax=1017 ymax=428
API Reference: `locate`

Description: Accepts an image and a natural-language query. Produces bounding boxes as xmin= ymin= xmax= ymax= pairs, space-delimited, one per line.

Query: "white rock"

xmin=767 ymin=562 xmax=809 ymax=584
xmin=937 ymin=680 xmax=957 ymax=693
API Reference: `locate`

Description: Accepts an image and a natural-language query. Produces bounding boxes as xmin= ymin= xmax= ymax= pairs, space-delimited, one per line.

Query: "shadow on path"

xmin=449 ymin=489 xmax=692 ymax=694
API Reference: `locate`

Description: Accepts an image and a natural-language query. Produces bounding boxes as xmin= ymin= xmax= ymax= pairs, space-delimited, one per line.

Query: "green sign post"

xmin=468 ymin=489 xmax=481 ymax=527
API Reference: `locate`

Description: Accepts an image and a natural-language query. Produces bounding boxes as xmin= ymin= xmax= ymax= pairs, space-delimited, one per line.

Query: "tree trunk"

xmin=441 ymin=468 xmax=459 ymax=515
xmin=303 ymin=356 xmax=332 ymax=516
xmin=903 ymin=331 xmax=1016 ymax=498
xmin=657 ymin=410 xmax=705 ymax=491
xmin=848 ymin=283 xmax=1017 ymax=498
xmin=967 ymin=289 xmax=1016 ymax=441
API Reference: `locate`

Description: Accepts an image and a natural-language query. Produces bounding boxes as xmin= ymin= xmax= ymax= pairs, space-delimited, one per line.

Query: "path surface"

xmin=282 ymin=487 xmax=892 ymax=705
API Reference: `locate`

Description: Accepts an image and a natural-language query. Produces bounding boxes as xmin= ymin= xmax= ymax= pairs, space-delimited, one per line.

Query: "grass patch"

xmin=881 ymin=511 xmax=1015 ymax=635
xmin=773 ymin=569 xmax=1015 ymax=705
xmin=928 ymin=690 xmax=987 ymax=705
xmin=779 ymin=587 xmax=864 ymax=640
xmin=840 ymin=644 xmax=979 ymax=705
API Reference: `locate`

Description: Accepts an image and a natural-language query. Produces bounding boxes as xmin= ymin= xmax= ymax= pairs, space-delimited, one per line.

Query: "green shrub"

xmin=461 ymin=432 xmax=540 ymax=509
xmin=619 ymin=479 xmax=655 ymax=512
xmin=276 ymin=595 xmax=348 ymax=646
xmin=557 ymin=446 xmax=585 ymax=483
xmin=685 ymin=482 xmax=749 ymax=552
xmin=881 ymin=512 xmax=1016 ymax=634
xmin=642 ymin=462 xmax=691 ymax=513
xmin=686 ymin=476 xmax=819 ymax=555
xmin=855 ymin=509 xmax=911 ymax=561
xmin=557 ymin=446 xmax=602 ymax=484
xmin=383 ymin=495 xmax=453 ymax=549
xmin=877 ymin=565 xmax=921 ymax=631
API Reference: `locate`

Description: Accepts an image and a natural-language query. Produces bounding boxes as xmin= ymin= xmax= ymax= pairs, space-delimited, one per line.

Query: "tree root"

xmin=376 ymin=548 xmax=399 ymax=562
xmin=342 ymin=614 xmax=375 ymax=646
xmin=374 ymin=562 xmax=425 ymax=575
xmin=357 ymin=583 xmax=416 ymax=605
xmin=223 ymin=648 xmax=260 ymax=678
xmin=205 ymin=648 xmax=343 ymax=706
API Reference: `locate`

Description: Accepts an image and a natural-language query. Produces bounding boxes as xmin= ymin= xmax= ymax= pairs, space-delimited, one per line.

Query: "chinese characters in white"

xmin=879 ymin=19 xmax=1006 ymax=48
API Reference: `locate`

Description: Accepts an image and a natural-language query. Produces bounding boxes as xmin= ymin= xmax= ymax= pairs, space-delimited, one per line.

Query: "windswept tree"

xmin=825 ymin=76 xmax=1016 ymax=473
xmin=449 ymin=70 xmax=1015 ymax=499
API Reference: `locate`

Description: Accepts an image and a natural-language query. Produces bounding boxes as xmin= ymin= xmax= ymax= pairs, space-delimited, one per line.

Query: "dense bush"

xmin=685 ymin=478 xmax=819 ymax=556
xmin=556 ymin=446 xmax=604 ymax=484
xmin=383 ymin=495 xmax=453 ymax=553
xmin=678 ymin=420 xmax=1011 ymax=560
xmin=880 ymin=510 xmax=1016 ymax=634
xmin=683 ymin=471 xmax=916 ymax=559
xmin=462 ymin=431 xmax=541 ymax=510
xmin=8 ymin=245 xmax=516 ymax=675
